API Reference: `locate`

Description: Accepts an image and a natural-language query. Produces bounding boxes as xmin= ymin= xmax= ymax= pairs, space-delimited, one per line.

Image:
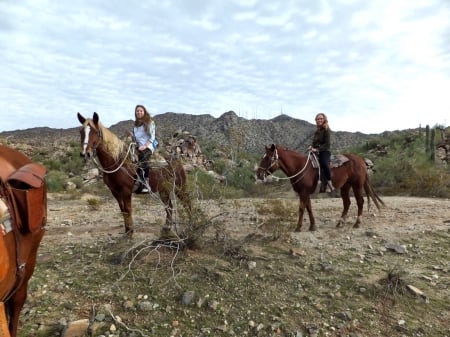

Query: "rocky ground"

xmin=19 ymin=192 xmax=450 ymax=337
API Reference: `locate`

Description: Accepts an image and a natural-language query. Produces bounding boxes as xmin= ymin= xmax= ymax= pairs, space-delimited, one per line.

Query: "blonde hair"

xmin=315 ymin=113 xmax=330 ymax=130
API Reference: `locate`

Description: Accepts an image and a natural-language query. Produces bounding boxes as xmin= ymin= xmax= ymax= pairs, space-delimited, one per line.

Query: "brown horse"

xmin=77 ymin=112 xmax=192 ymax=237
xmin=256 ymin=144 xmax=384 ymax=231
xmin=0 ymin=145 xmax=46 ymax=337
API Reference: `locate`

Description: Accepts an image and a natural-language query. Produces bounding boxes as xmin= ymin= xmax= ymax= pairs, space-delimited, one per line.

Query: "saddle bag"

xmin=6 ymin=163 xmax=47 ymax=233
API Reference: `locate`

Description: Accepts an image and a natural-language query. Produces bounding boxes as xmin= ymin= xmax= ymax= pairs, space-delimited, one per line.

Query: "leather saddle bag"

xmin=6 ymin=163 xmax=47 ymax=233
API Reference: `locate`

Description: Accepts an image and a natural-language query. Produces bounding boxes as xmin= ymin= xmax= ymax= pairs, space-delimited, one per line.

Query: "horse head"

xmin=256 ymin=144 xmax=279 ymax=182
xmin=77 ymin=112 xmax=102 ymax=161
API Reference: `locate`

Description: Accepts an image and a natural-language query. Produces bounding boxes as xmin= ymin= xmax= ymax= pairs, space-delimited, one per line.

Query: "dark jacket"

xmin=312 ymin=127 xmax=331 ymax=152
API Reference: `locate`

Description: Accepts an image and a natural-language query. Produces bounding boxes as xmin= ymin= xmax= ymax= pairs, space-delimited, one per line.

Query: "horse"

xmin=0 ymin=145 xmax=47 ymax=337
xmin=77 ymin=112 xmax=192 ymax=237
xmin=256 ymin=144 xmax=384 ymax=231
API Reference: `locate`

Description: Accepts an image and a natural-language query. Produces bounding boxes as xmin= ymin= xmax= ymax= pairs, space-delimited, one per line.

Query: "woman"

xmin=131 ymin=104 xmax=158 ymax=193
xmin=309 ymin=112 xmax=335 ymax=193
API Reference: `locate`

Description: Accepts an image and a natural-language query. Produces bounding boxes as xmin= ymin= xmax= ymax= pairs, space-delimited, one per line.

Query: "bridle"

xmin=81 ymin=124 xmax=102 ymax=158
xmin=258 ymin=148 xmax=316 ymax=182
xmin=257 ymin=149 xmax=279 ymax=179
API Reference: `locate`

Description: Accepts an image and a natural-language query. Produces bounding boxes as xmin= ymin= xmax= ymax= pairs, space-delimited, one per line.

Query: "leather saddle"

xmin=311 ymin=153 xmax=349 ymax=169
xmin=0 ymin=162 xmax=47 ymax=234
xmin=0 ymin=161 xmax=47 ymax=297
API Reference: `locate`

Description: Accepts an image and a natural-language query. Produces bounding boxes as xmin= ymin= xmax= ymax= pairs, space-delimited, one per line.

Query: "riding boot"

xmin=326 ymin=180 xmax=335 ymax=193
xmin=133 ymin=169 xmax=146 ymax=193
xmin=319 ymin=179 xmax=327 ymax=193
xmin=140 ymin=168 xmax=149 ymax=193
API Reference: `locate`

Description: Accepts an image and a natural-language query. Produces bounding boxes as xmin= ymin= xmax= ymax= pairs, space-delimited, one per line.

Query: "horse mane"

xmin=86 ymin=119 xmax=126 ymax=161
xmin=276 ymin=145 xmax=305 ymax=158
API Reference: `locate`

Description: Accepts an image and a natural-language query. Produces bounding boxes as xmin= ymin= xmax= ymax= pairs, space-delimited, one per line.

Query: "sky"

xmin=0 ymin=0 xmax=449 ymax=134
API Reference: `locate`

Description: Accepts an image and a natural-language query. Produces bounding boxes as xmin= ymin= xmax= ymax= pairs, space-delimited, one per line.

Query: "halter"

xmin=257 ymin=148 xmax=279 ymax=179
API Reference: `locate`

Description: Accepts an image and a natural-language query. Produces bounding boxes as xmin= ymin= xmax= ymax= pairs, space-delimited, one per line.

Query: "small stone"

xmin=95 ymin=314 xmax=106 ymax=322
xmin=181 ymin=291 xmax=195 ymax=305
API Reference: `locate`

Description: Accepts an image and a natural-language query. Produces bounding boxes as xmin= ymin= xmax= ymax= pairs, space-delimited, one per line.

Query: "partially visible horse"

xmin=256 ymin=144 xmax=384 ymax=231
xmin=0 ymin=145 xmax=47 ymax=337
xmin=77 ymin=112 xmax=192 ymax=237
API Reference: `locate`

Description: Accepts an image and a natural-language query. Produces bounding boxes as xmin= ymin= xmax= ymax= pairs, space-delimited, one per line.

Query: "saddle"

xmin=310 ymin=153 xmax=349 ymax=193
xmin=0 ymin=162 xmax=47 ymax=234
xmin=310 ymin=153 xmax=349 ymax=169
xmin=0 ymin=161 xmax=47 ymax=300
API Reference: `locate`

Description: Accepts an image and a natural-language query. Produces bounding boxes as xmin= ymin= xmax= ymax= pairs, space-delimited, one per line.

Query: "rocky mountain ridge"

xmin=0 ymin=111 xmax=398 ymax=155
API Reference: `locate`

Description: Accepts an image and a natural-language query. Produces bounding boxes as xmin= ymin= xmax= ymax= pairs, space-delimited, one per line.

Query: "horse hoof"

xmin=124 ymin=230 xmax=134 ymax=238
xmin=309 ymin=226 xmax=317 ymax=231
xmin=336 ymin=223 xmax=342 ymax=228
xmin=353 ymin=223 xmax=360 ymax=229
xmin=294 ymin=227 xmax=302 ymax=232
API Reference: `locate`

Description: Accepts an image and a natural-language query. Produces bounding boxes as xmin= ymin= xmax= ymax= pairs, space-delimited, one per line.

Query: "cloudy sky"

xmin=1 ymin=0 xmax=449 ymax=134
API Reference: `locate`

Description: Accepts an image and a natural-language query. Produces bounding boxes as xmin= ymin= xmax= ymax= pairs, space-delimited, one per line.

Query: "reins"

xmin=91 ymin=141 xmax=136 ymax=174
xmin=260 ymin=149 xmax=316 ymax=181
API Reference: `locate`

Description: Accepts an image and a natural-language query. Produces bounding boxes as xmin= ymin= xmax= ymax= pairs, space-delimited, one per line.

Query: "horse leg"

xmin=296 ymin=195 xmax=315 ymax=231
xmin=337 ymin=184 xmax=351 ymax=228
xmin=112 ymin=190 xmax=133 ymax=236
xmin=304 ymin=196 xmax=316 ymax=231
xmin=160 ymin=191 xmax=174 ymax=229
xmin=7 ymin=282 xmax=27 ymax=337
xmin=353 ymin=186 xmax=365 ymax=228
xmin=7 ymin=230 xmax=44 ymax=337
xmin=294 ymin=198 xmax=305 ymax=232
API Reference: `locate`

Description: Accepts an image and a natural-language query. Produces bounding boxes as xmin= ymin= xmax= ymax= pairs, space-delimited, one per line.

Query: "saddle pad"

xmin=330 ymin=154 xmax=349 ymax=168
xmin=8 ymin=163 xmax=46 ymax=188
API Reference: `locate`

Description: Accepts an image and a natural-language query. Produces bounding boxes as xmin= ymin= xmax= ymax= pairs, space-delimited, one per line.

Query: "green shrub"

xmin=188 ymin=169 xmax=224 ymax=200
xmin=45 ymin=170 xmax=67 ymax=192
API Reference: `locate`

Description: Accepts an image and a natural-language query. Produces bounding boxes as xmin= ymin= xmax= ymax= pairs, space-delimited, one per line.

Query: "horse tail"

xmin=364 ymin=174 xmax=385 ymax=211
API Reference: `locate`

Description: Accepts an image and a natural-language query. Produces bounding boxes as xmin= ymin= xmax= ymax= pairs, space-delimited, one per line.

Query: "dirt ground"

xmin=44 ymin=192 xmax=450 ymax=246
xmin=22 ymin=192 xmax=450 ymax=337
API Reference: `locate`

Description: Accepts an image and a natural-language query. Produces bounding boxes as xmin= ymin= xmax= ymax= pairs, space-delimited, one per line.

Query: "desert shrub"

xmin=86 ymin=198 xmax=103 ymax=210
xmin=348 ymin=130 xmax=450 ymax=197
xmin=255 ymin=199 xmax=296 ymax=239
xmin=224 ymin=166 xmax=257 ymax=195
xmin=70 ymin=177 xmax=84 ymax=189
xmin=79 ymin=180 xmax=112 ymax=196
xmin=405 ymin=165 xmax=450 ymax=197
xmin=45 ymin=170 xmax=67 ymax=192
xmin=43 ymin=159 xmax=62 ymax=171
xmin=213 ymin=158 xmax=229 ymax=175
xmin=188 ymin=169 xmax=224 ymax=200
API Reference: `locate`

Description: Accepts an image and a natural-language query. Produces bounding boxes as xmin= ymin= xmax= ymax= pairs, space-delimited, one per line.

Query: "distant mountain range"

xmin=0 ymin=111 xmax=398 ymax=155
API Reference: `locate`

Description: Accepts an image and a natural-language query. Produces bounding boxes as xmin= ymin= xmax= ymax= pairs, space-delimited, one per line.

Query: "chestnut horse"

xmin=0 ymin=145 xmax=46 ymax=337
xmin=77 ymin=112 xmax=192 ymax=237
xmin=256 ymin=144 xmax=384 ymax=231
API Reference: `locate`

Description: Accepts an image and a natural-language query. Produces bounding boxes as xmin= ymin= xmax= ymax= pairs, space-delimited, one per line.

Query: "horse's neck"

xmin=278 ymin=150 xmax=308 ymax=176
xmin=96 ymin=146 xmax=119 ymax=169
xmin=97 ymin=129 xmax=127 ymax=166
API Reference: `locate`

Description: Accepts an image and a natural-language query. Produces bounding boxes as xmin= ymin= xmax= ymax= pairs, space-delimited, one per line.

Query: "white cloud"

xmin=0 ymin=0 xmax=449 ymax=134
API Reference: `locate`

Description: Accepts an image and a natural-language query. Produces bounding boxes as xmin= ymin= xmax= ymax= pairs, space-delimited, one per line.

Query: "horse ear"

xmin=77 ymin=112 xmax=86 ymax=124
xmin=270 ymin=144 xmax=276 ymax=151
xmin=93 ymin=112 xmax=99 ymax=125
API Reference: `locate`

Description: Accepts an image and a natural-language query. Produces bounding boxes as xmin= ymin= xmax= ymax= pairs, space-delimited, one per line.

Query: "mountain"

xmin=0 ymin=111 xmax=380 ymax=155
